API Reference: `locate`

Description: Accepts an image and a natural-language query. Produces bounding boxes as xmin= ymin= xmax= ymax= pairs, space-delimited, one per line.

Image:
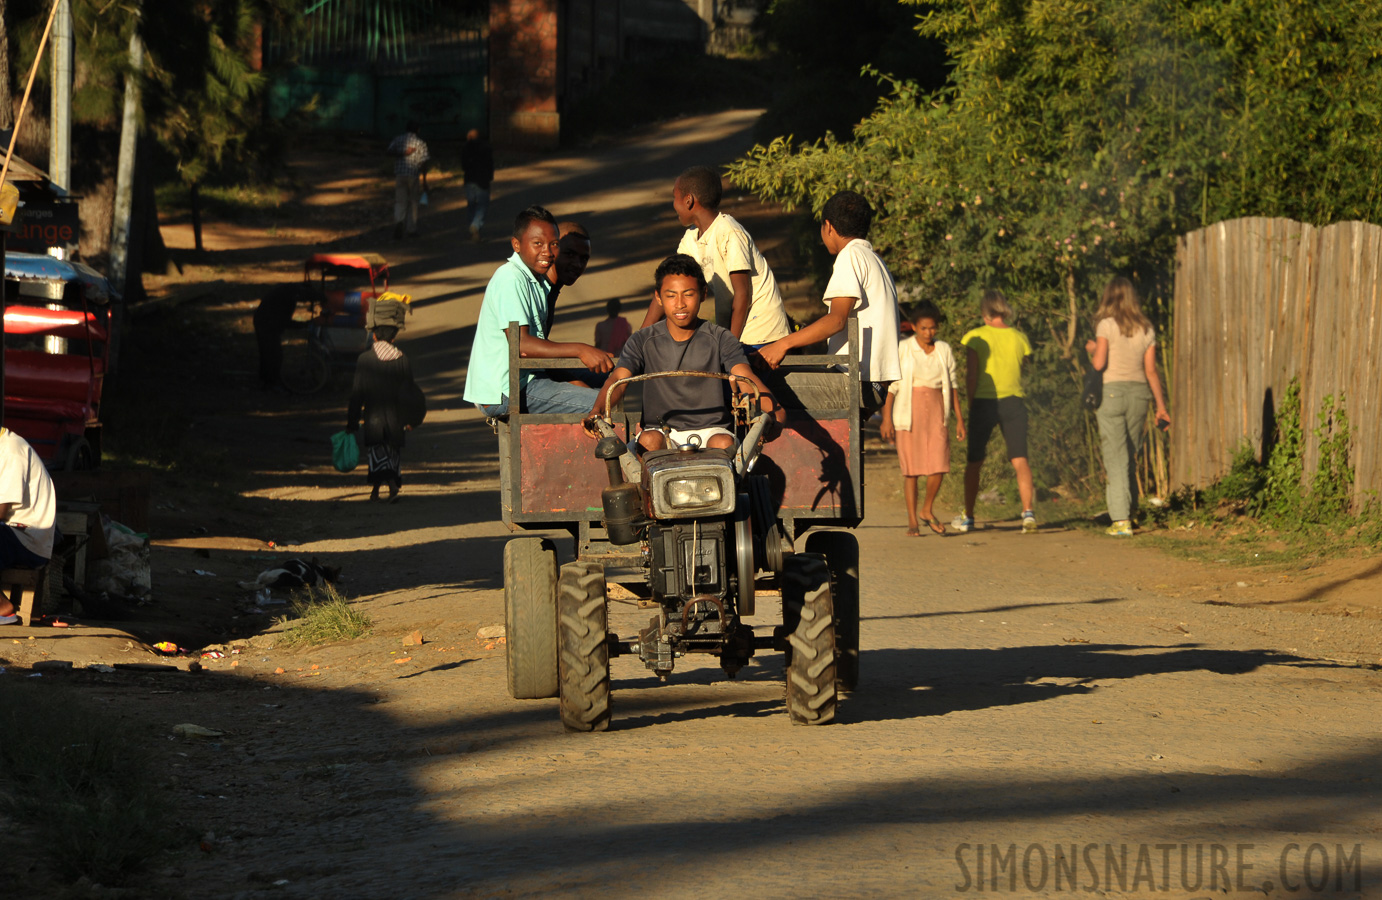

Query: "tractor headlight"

xmin=647 ymin=458 xmax=736 ymax=518
xmin=664 ymin=476 xmax=723 ymax=509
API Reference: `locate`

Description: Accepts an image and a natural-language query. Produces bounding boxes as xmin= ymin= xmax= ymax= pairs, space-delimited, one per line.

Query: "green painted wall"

xmin=269 ymin=68 xmax=487 ymax=138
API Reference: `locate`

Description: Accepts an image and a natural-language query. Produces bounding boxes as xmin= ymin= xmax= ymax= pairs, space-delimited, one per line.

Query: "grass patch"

xmin=0 ymin=680 xmax=177 ymax=885
xmin=1139 ymin=379 xmax=1382 ymax=567
xmin=276 ymin=583 xmax=373 ymax=647
xmin=154 ymin=181 xmax=291 ymax=220
xmin=1142 ymin=514 xmax=1381 ymax=570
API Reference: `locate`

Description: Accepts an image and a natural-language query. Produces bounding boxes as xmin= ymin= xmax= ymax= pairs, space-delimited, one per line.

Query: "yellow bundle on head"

xmin=367 ymin=291 xmax=413 ymax=331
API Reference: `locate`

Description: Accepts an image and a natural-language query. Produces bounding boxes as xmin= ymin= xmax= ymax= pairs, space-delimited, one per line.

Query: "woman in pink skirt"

xmin=881 ymin=301 xmax=967 ymax=535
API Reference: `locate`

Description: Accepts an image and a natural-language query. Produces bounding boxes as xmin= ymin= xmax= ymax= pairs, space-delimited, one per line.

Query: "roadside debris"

xmin=90 ymin=519 xmax=153 ymax=600
xmin=173 ymin=723 xmax=225 ymax=738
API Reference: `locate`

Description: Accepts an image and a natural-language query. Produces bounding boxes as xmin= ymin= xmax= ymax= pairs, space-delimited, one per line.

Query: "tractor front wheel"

xmin=557 ymin=561 xmax=611 ymax=732
xmin=782 ymin=553 xmax=837 ymax=725
xmin=805 ymin=531 xmax=860 ymax=692
xmin=504 ymin=538 xmax=559 ymax=700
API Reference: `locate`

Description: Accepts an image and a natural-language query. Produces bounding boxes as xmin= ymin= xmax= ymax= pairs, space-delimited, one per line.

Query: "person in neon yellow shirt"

xmin=954 ymin=290 xmax=1038 ymax=533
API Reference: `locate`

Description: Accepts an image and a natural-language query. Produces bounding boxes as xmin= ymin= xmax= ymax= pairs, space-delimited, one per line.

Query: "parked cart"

xmin=2 ymin=252 xmax=114 ymax=470
xmin=281 ymin=252 xmax=389 ymax=394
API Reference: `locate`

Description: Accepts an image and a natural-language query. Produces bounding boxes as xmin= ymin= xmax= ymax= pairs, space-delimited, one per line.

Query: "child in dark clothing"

xmin=347 ymin=296 xmax=425 ymax=501
xmin=590 ymin=254 xmax=783 ymax=454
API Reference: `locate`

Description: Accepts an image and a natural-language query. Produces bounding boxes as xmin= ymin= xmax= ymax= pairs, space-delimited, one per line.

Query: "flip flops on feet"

xmin=907 ymin=519 xmax=946 ymax=536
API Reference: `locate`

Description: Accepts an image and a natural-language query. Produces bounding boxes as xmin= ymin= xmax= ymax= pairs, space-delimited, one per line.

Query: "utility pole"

xmin=108 ymin=25 xmax=142 ymax=296
xmin=49 ymin=0 xmax=72 ymax=196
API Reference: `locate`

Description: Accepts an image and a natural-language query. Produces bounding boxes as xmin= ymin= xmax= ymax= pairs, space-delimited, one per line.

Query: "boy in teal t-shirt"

xmin=954 ymin=290 xmax=1037 ymax=534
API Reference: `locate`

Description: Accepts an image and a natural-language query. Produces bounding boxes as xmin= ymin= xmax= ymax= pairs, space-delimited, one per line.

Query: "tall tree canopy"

xmin=732 ymin=0 xmax=1382 ymax=329
xmin=729 ymin=0 xmax=1382 ymax=487
xmin=6 ymin=0 xmax=303 ymax=261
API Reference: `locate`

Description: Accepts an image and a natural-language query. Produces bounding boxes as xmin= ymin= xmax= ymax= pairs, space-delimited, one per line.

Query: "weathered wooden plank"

xmin=1173 ymin=217 xmax=1382 ymax=500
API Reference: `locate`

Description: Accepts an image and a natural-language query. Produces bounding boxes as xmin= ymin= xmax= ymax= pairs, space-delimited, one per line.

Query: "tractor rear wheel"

xmin=782 ymin=553 xmax=837 ymax=725
xmin=557 ymin=561 xmax=611 ymax=732
xmin=805 ymin=531 xmax=860 ymax=692
xmin=504 ymin=538 xmax=559 ymax=700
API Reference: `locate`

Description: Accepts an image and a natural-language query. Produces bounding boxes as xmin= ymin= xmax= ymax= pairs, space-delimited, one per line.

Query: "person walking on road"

xmin=955 ymin=290 xmax=1037 ymax=534
xmin=387 ymin=122 xmax=430 ymax=239
xmin=881 ymin=301 xmax=966 ymax=536
xmin=1085 ymin=277 xmax=1170 ymax=536
xmin=461 ymin=128 xmax=494 ymax=242
xmin=347 ymin=296 xmax=425 ymax=502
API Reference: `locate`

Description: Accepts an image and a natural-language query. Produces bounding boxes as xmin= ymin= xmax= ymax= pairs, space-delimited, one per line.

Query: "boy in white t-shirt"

xmin=0 ymin=428 xmax=56 ymax=625
xmin=638 ymin=166 xmax=792 ymax=347
xmin=758 ymin=190 xmax=902 ymax=413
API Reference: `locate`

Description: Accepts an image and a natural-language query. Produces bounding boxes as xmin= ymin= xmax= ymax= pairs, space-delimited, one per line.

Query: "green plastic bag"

xmin=331 ymin=430 xmax=360 ymax=473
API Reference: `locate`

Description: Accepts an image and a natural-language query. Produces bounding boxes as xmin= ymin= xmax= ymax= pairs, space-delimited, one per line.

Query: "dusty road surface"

xmin=6 ymin=111 xmax=1382 ymax=900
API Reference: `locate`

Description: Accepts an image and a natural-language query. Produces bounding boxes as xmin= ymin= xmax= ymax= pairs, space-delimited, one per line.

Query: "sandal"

xmin=926 ymin=518 xmax=946 ymax=536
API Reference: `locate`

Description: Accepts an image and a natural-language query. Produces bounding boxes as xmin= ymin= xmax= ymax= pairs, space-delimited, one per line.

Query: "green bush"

xmin=1180 ymin=378 xmax=1365 ymax=533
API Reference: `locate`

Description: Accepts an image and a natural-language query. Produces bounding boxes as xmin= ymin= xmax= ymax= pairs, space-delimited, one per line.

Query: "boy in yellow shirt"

xmin=954 ymin=290 xmax=1037 ymax=533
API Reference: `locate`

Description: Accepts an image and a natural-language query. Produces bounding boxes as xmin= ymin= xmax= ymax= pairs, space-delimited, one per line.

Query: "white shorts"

xmin=642 ymin=425 xmax=735 ymax=449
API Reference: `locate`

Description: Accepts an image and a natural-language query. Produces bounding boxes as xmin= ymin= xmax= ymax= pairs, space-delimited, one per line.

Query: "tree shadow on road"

xmin=864 ymin=596 xmax=1128 ymax=621
xmin=842 ymin=643 xmax=1323 ymax=724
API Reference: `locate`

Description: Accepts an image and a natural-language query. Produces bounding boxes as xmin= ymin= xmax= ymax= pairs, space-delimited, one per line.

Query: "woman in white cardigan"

xmin=880 ymin=301 xmax=967 ymax=535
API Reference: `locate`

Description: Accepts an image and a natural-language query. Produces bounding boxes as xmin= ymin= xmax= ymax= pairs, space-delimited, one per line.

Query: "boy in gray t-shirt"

xmin=589 ymin=254 xmax=783 ymax=453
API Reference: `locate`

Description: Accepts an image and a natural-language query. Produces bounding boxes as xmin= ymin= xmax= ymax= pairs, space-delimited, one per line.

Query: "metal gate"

xmin=264 ymin=0 xmax=487 ymax=138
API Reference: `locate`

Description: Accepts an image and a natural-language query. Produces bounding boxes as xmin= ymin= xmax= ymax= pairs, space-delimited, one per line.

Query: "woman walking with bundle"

xmin=1085 ymin=277 xmax=1170 ymax=536
xmin=347 ymin=296 xmax=426 ymax=502
xmin=881 ymin=301 xmax=966 ymax=535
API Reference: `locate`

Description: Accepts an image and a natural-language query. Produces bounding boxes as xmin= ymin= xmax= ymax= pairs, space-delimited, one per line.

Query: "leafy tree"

xmin=8 ymin=0 xmax=304 ymax=259
xmin=730 ymin=0 xmax=1382 ymax=489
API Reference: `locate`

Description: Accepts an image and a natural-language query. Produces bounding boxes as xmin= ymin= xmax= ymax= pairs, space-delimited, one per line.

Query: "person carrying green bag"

xmin=346 ymin=294 xmax=426 ymax=502
xmin=331 ymin=429 xmax=360 ymax=472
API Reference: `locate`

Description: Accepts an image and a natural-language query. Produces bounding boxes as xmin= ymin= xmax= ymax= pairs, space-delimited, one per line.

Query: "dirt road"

xmin=8 ymin=111 xmax=1382 ymax=899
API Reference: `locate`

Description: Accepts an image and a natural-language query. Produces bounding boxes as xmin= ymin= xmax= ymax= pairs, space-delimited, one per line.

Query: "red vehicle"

xmin=2 ymin=252 xmax=113 ymax=470
xmin=281 ymin=252 xmax=389 ymax=394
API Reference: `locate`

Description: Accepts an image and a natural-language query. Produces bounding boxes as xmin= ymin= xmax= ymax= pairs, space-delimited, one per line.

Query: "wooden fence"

xmin=1172 ymin=217 xmax=1382 ymax=507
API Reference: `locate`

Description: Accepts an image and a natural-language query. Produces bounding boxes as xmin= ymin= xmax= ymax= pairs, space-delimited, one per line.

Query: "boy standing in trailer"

xmin=953 ymin=289 xmax=1038 ymax=534
xmin=639 ymin=166 xmax=792 ymax=347
xmin=593 ymin=254 xmax=784 ymax=453
xmin=757 ymin=190 xmax=901 ymax=414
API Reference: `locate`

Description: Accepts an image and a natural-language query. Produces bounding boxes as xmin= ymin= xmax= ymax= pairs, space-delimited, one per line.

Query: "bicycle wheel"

xmin=281 ymin=337 xmax=331 ymax=394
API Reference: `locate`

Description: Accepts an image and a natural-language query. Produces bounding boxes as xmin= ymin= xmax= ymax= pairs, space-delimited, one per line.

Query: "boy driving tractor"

xmin=588 ymin=254 xmax=785 ymax=452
